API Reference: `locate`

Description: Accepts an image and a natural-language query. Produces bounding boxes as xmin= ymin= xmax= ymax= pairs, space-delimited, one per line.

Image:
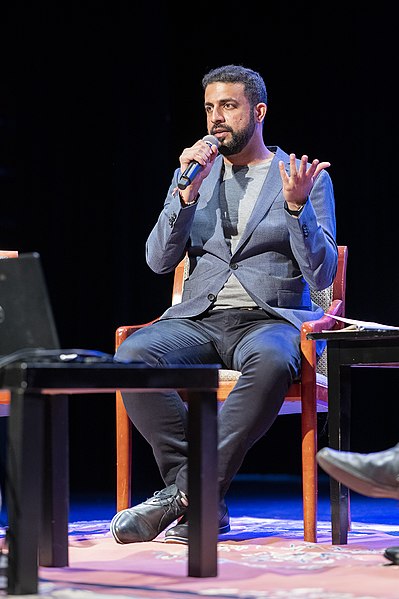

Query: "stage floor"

xmin=1 ymin=474 xmax=398 ymax=598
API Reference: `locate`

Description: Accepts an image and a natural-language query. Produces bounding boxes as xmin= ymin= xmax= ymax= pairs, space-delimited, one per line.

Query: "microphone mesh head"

xmin=202 ymin=134 xmax=220 ymax=148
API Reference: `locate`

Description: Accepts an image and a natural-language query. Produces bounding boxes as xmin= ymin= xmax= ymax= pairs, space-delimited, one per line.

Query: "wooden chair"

xmin=0 ymin=251 xmax=19 ymax=414
xmin=115 ymin=245 xmax=348 ymax=542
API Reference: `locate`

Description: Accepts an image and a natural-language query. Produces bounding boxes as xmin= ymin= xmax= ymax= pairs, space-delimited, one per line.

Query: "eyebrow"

xmin=204 ymin=97 xmax=239 ymax=108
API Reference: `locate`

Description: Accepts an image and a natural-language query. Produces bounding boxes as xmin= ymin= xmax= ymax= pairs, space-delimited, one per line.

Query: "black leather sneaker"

xmin=316 ymin=444 xmax=399 ymax=499
xmin=164 ymin=499 xmax=230 ymax=544
xmin=110 ymin=484 xmax=188 ymax=544
xmin=384 ymin=546 xmax=399 ymax=565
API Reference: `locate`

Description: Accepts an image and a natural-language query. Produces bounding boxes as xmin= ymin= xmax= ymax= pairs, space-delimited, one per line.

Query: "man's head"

xmin=202 ymin=65 xmax=268 ymax=157
xmin=202 ymin=65 xmax=267 ymax=107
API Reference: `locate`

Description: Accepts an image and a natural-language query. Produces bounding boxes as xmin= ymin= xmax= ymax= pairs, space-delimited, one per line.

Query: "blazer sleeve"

xmin=145 ymin=169 xmax=199 ymax=274
xmin=285 ymin=168 xmax=338 ymax=290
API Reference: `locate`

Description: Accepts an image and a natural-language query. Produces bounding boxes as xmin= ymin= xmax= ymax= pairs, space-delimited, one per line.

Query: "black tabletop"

xmin=0 ymin=361 xmax=221 ymax=393
xmin=307 ymin=329 xmax=399 ymax=341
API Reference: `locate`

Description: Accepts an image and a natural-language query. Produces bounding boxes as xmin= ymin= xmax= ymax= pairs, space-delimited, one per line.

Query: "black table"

xmin=1 ymin=361 xmax=220 ymax=595
xmin=307 ymin=329 xmax=399 ymax=544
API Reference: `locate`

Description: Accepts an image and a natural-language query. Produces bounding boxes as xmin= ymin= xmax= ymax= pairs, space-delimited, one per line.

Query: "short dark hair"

xmin=202 ymin=64 xmax=268 ymax=107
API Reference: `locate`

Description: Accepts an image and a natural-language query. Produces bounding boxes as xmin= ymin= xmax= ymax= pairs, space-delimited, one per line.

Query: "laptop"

xmin=0 ymin=252 xmax=113 ymax=365
xmin=0 ymin=252 xmax=60 ymax=356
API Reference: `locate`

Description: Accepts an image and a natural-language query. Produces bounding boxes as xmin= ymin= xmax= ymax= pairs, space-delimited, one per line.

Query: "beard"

xmin=214 ymin=114 xmax=256 ymax=157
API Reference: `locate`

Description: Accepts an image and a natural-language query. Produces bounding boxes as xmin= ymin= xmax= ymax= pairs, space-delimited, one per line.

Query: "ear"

xmin=255 ymin=102 xmax=267 ymax=123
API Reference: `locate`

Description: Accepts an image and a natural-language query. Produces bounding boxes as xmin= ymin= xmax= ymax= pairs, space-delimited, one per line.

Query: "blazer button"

xmin=230 ymin=263 xmax=238 ymax=270
xmin=207 ymin=293 xmax=216 ymax=302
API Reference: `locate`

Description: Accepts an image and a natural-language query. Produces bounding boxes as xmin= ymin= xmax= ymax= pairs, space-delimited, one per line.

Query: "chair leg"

xmin=301 ymin=391 xmax=318 ymax=543
xmin=348 ymin=492 xmax=352 ymax=531
xmin=116 ymin=390 xmax=132 ymax=512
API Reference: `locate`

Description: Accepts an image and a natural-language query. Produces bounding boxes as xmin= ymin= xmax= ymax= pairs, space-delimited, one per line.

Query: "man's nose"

xmin=210 ymin=107 xmax=224 ymax=123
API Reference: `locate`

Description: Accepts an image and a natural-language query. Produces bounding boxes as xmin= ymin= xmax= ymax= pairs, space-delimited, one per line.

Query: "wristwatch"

xmin=284 ymin=200 xmax=307 ymax=216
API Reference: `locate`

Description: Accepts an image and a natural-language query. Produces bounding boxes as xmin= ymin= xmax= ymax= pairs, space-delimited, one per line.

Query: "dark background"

xmin=1 ymin=4 xmax=398 ymax=500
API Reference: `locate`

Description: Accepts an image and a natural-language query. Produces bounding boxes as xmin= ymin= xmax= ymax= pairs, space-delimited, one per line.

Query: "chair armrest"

xmin=0 ymin=250 xmax=18 ymax=258
xmin=115 ymin=320 xmax=159 ymax=350
xmin=299 ymin=299 xmax=344 ymax=374
xmin=326 ymin=298 xmax=344 ymax=317
xmin=303 ymin=299 xmax=344 ymax=336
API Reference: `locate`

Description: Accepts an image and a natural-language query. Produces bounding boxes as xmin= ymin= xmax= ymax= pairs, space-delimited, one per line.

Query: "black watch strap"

xmin=284 ymin=201 xmax=307 ymax=216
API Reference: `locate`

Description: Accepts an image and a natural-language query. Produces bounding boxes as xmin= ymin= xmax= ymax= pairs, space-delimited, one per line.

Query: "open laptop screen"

xmin=0 ymin=252 xmax=60 ymax=356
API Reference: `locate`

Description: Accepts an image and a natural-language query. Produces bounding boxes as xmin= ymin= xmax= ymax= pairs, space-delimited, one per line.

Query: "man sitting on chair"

xmin=110 ymin=64 xmax=337 ymax=545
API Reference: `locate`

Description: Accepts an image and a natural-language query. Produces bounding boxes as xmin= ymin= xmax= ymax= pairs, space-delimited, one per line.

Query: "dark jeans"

xmin=115 ymin=308 xmax=301 ymax=499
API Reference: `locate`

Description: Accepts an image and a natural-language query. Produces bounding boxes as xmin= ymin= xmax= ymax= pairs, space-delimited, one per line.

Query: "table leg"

xmin=328 ymin=347 xmax=351 ymax=544
xmin=187 ymin=390 xmax=218 ymax=577
xmin=39 ymin=394 xmax=69 ymax=567
xmin=6 ymin=391 xmax=44 ymax=595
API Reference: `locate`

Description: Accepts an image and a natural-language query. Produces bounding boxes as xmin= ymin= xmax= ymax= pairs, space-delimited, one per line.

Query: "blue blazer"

xmin=146 ymin=146 xmax=337 ymax=331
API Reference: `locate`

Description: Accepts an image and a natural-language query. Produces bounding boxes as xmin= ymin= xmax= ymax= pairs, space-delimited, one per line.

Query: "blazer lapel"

xmin=197 ymin=157 xmax=232 ymax=260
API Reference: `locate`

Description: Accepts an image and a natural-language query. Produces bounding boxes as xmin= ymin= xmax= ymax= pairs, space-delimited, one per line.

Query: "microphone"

xmin=178 ymin=135 xmax=220 ymax=190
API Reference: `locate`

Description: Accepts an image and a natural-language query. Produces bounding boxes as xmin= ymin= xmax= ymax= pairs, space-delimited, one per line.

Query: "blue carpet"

xmin=6 ymin=473 xmax=390 ymax=530
xmin=1 ymin=473 xmax=398 ymax=531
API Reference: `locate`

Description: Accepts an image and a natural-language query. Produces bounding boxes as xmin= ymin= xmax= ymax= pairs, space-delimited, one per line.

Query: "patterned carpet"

xmin=2 ymin=514 xmax=398 ymax=599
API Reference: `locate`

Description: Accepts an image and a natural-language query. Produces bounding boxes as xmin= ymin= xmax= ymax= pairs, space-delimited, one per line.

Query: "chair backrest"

xmin=312 ymin=245 xmax=347 ymax=376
